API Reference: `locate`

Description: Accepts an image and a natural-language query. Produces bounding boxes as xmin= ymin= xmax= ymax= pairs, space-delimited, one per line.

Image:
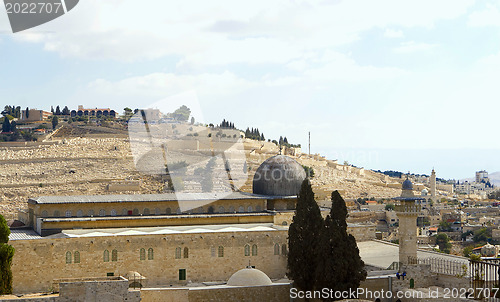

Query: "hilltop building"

xmin=71 ymin=105 xmax=116 ymax=118
xmin=20 ymin=109 xmax=52 ymax=122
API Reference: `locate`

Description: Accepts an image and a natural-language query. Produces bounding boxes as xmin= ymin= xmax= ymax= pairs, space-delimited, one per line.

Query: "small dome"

xmin=402 ymin=178 xmax=413 ymax=190
xmin=253 ymin=155 xmax=306 ymax=196
xmin=227 ymin=268 xmax=272 ymax=286
xmin=421 ymin=189 xmax=428 ymax=196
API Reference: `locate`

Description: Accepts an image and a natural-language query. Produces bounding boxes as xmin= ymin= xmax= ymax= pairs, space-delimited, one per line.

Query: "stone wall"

xmin=10 ymin=230 xmax=288 ymax=294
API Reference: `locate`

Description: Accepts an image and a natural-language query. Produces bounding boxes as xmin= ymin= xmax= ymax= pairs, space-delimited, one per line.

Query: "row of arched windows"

xmin=103 ymin=249 xmax=118 ymax=262
xmin=65 ymin=251 xmax=80 ymax=264
xmin=244 ymin=244 xmax=258 ymax=256
xmin=42 ymin=205 xmax=264 ymax=218
xmin=274 ymin=243 xmax=288 ymax=255
xmin=175 ymin=247 xmax=189 ymax=259
xmin=66 ymin=243 xmax=285 ymax=264
xmin=139 ymin=248 xmax=154 ymax=260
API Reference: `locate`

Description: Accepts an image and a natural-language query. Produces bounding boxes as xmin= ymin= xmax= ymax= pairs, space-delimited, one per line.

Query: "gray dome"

xmin=402 ymin=178 xmax=413 ymax=190
xmin=227 ymin=268 xmax=272 ymax=286
xmin=253 ymin=155 xmax=306 ymax=196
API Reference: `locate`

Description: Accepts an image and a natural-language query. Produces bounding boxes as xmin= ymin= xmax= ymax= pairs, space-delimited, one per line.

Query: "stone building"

xmin=8 ymin=155 xmax=376 ymax=295
xmin=20 ymin=109 xmax=52 ymax=122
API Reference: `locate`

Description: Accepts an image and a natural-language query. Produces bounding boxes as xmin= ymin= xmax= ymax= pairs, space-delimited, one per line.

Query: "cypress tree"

xmin=315 ymin=191 xmax=366 ymax=301
xmin=25 ymin=107 xmax=29 ymax=119
xmin=0 ymin=214 xmax=14 ymax=294
xmin=2 ymin=118 xmax=10 ymax=133
xmin=55 ymin=106 xmax=61 ymax=115
xmin=288 ymin=179 xmax=324 ymax=295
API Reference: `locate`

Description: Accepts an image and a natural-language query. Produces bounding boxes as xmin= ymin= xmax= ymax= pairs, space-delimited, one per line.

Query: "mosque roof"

xmin=29 ymin=191 xmax=295 ymax=205
xmin=9 ymin=223 xmax=286 ymax=240
xmin=253 ymin=155 xmax=306 ymax=196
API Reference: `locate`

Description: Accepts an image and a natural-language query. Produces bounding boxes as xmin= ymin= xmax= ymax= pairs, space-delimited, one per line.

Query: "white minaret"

xmin=430 ymin=169 xmax=436 ymax=203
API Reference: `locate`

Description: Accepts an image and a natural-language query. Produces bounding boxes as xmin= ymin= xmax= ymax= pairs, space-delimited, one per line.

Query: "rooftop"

xmin=28 ymin=191 xmax=295 ymax=205
xmin=9 ymin=223 xmax=286 ymax=241
xmin=358 ymin=240 xmax=468 ymax=269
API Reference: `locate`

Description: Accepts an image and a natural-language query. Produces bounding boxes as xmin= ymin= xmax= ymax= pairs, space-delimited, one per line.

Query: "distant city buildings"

xmin=454 ymin=170 xmax=495 ymax=198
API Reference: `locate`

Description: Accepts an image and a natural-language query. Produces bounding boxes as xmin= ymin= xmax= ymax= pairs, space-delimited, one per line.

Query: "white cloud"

xmin=393 ymin=41 xmax=437 ymax=54
xmin=467 ymin=4 xmax=500 ymax=27
xmin=5 ymin=0 xmax=475 ymax=65
xmin=87 ymin=71 xmax=256 ymax=99
xmin=384 ymin=28 xmax=404 ymax=38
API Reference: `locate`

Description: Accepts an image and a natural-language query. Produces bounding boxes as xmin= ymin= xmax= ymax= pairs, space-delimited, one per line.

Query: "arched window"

xmin=252 ymin=244 xmax=258 ymax=256
xmin=229 ymin=206 xmax=235 ymax=213
xmin=144 ymin=208 xmax=150 ymax=215
xmin=218 ymin=206 xmax=225 ymax=213
xmin=140 ymin=248 xmax=145 ymax=260
xmin=76 ymin=210 xmax=83 ymax=217
xmin=41 ymin=210 xmax=48 ymax=217
xmin=54 ymin=210 xmax=60 ymax=217
xmin=155 ymin=208 xmax=160 ymax=215
xmin=166 ymin=208 xmax=171 ymax=214
xmin=103 ymin=250 xmax=109 ymax=262
xmin=238 ymin=206 xmax=244 ymax=213
xmin=282 ymin=221 xmax=288 ymax=226
xmin=99 ymin=209 xmax=105 ymax=216
xmin=175 ymin=247 xmax=181 ymax=259
xmin=208 ymin=206 xmax=214 ymax=214
xmin=133 ymin=208 xmax=139 ymax=215
xmin=74 ymin=251 xmax=80 ymax=263
xmin=110 ymin=209 xmax=117 ymax=216
xmin=112 ymin=249 xmax=118 ymax=262
xmin=148 ymin=248 xmax=154 ymax=260
xmin=244 ymin=244 xmax=250 ymax=256
xmin=122 ymin=208 xmax=128 ymax=216
xmin=211 ymin=247 xmax=216 ymax=257
xmin=256 ymin=205 xmax=262 ymax=212
xmin=183 ymin=247 xmax=189 ymax=258
xmin=66 ymin=251 xmax=72 ymax=264
xmin=274 ymin=243 xmax=280 ymax=255
xmin=282 ymin=244 xmax=288 ymax=256
xmin=88 ymin=209 xmax=94 ymax=216
xmin=218 ymin=246 xmax=224 ymax=257
xmin=247 ymin=206 xmax=253 ymax=212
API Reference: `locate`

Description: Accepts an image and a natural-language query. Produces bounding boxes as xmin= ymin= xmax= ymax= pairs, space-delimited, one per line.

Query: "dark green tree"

xmin=52 ymin=116 xmax=59 ymax=129
xmin=287 ymin=179 xmax=324 ymax=295
xmin=10 ymin=121 xmax=16 ymax=133
xmin=55 ymin=106 xmax=61 ymax=115
xmin=0 ymin=214 xmax=14 ymax=294
xmin=315 ymin=191 xmax=366 ymax=301
xmin=62 ymin=106 xmax=70 ymax=115
xmin=25 ymin=107 xmax=29 ymax=119
xmin=2 ymin=118 xmax=10 ymax=133
xmin=435 ymin=233 xmax=451 ymax=254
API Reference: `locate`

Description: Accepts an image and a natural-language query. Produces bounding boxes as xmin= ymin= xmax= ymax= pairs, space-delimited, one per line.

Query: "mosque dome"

xmin=227 ymin=268 xmax=273 ymax=286
xmin=253 ymin=155 xmax=306 ymax=196
xmin=421 ymin=189 xmax=428 ymax=196
xmin=402 ymin=178 xmax=413 ymax=190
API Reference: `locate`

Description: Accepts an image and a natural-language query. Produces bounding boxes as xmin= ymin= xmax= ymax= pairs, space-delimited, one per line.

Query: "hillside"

xmin=0 ymin=124 xmax=419 ymax=218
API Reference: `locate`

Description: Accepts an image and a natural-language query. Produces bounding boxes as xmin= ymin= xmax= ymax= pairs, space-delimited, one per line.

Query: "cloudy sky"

xmin=1 ymin=0 xmax=500 ymax=179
